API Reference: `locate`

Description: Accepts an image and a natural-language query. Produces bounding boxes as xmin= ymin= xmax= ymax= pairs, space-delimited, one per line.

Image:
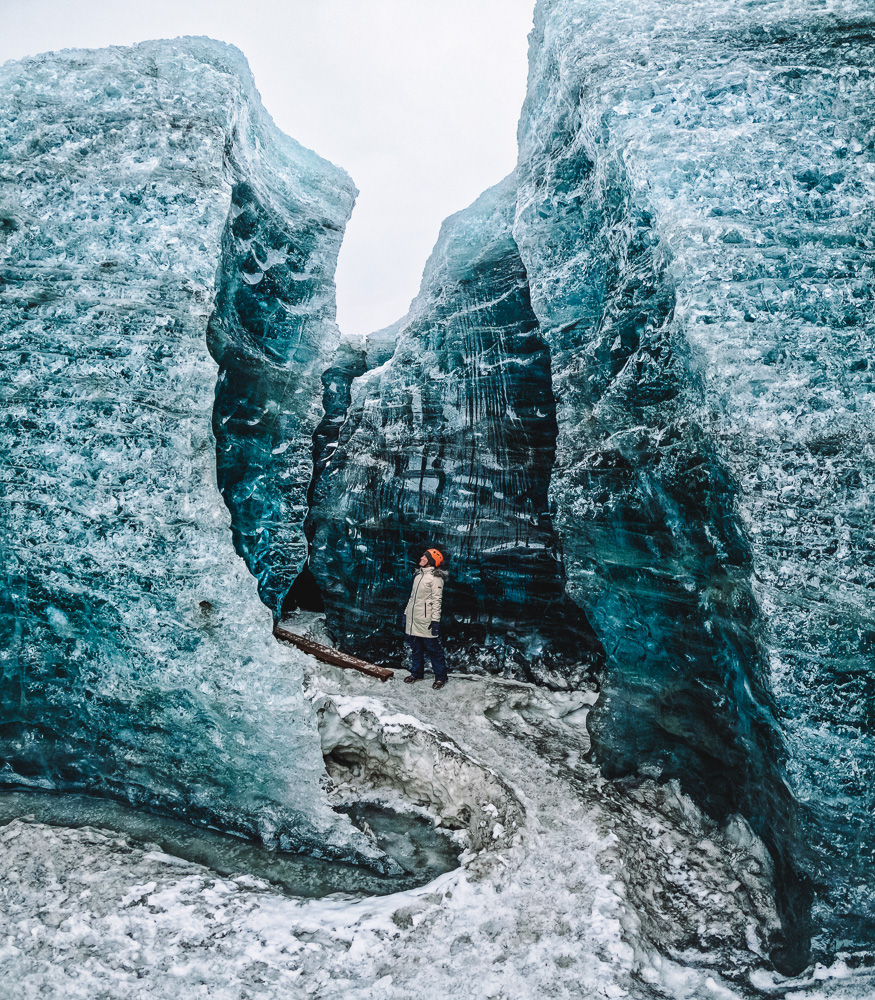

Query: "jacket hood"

xmin=417 ymin=566 xmax=447 ymax=580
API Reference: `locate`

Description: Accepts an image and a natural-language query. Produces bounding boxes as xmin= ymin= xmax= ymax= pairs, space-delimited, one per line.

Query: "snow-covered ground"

xmin=2 ymin=656 xmax=871 ymax=999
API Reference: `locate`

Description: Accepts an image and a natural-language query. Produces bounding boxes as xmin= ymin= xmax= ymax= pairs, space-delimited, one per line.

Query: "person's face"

xmin=419 ymin=554 xmax=429 ymax=567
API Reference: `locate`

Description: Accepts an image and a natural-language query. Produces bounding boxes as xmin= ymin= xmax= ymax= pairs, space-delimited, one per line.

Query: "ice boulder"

xmin=0 ymin=38 xmax=383 ymax=865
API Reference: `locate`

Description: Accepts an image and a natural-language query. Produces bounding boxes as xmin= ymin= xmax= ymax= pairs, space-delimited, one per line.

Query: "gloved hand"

xmin=430 ymin=621 xmax=440 ymax=637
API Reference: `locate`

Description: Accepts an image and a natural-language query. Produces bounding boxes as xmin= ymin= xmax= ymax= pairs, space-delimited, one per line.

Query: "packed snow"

xmin=9 ymin=655 xmax=869 ymax=999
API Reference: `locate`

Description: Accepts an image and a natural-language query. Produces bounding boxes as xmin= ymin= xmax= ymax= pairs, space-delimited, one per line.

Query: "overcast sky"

xmin=0 ymin=0 xmax=534 ymax=336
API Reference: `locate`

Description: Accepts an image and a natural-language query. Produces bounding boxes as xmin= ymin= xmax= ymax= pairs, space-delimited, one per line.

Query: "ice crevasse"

xmin=308 ymin=0 xmax=875 ymax=969
xmin=0 ymin=0 xmax=874 ymax=980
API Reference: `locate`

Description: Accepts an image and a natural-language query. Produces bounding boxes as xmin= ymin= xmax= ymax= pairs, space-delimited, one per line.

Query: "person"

xmin=402 ymin=548 xmax=448 ymax=689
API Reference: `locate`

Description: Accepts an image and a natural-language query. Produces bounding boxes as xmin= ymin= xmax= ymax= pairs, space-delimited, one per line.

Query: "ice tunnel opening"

xmin=202 ymin=164 xmax=488 ymax=889
xmin=280 ymin=564 xmax=325 ymax=617
xmin=301 ymin=181 xmax=608 ymax=685
xmin=206 ymin=166 xmax=606 ymax=690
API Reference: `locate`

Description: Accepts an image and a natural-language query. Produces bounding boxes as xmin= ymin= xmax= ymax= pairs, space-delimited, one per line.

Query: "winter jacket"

xmin=404 ymin=566 xmax=446 ymax=638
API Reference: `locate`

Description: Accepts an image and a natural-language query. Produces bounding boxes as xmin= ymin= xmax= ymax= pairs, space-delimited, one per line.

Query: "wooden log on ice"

xmin=273 ymin=624 xmax=394 ymax=682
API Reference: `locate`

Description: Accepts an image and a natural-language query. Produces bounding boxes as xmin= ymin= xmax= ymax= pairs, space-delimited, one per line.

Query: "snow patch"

xmin=314 ymin=694 xmax=524 ymax=852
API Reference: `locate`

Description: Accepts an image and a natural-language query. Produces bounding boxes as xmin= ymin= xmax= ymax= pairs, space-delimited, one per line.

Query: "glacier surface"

xmin=0 ymin=38 xmax=381 ymax=866
xmin=0 ymin=665 xmax=801 ymax=1000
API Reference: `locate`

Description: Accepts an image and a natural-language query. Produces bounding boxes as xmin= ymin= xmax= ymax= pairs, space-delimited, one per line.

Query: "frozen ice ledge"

xmin=0 ymin=37 xmax=395 ymax=872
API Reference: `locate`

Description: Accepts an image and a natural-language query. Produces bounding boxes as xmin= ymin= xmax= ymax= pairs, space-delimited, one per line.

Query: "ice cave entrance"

xmin=280 ymin=563 xmax=325 ymax=617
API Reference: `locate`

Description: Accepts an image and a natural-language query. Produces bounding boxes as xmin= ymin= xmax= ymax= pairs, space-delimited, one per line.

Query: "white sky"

xmin=0 ymin=0 xmax=534 ymax=336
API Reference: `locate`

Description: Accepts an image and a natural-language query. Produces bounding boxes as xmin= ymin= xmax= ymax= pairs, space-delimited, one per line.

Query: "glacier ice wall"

xmin=307 ymin=176 xmax=604 ymax=681
xmin=306 ymin=0 xmax=874 ymax=967
xmin=208 ymin=163 xmax=354 ymax=618
xmin=512 ymin=0 xmax=875 ymax=966
xmin=0 ymin=39 xmax=382 ymax=866
xmin=2 ymin=1 xmax=872 ymax=970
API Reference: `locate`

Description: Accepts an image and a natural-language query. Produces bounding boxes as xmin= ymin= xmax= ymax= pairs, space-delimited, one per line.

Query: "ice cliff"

xmin=308 ymin=0 xmax=875 ymax=969
xmin=0 ymin=39 xmax=386 ymax=866
xmin=2 ymin=0 xmax=874 ymax=981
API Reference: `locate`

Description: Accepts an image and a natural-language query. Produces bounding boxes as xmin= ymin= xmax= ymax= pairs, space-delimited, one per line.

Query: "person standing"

xmin=403 ymin=548 xmax=448 ymax=689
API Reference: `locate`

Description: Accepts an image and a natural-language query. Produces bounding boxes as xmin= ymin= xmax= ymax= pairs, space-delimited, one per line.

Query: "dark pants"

xmin=406 ymin=635 xmax=448 ymax=682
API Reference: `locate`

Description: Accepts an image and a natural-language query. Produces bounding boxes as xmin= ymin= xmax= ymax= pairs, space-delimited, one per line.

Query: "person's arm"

xmin=429 ymin=576 xmax=443 ymax=635
xmin=402 ymin=576 xmax=415 ymax=631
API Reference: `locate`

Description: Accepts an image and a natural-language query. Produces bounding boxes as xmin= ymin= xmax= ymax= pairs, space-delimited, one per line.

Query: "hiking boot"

xmin=432 ymin=679 xmax=446 ymax=690
xmin=404 ymin=674 xmax=422 ymax=684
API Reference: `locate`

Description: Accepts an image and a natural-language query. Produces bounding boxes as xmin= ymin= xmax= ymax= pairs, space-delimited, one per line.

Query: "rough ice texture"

xmin=307 ymin=0 xmax=874 ymax=966
xmin=0 ymin=665 xmax=800 ymax=1000
xmin=3 ymin=0 xmax=874 ymax=977
xmin=513 ymin=0 xmax=875 ymax=965
xmin=209 ymin=136 xmax=355 ymax=618
xmin=315 ymin=692 xmax=524 ymax=851
xmin=284 ymin=331 xmax=394 ymax=614
xmin=307 ymin=177 xmax=604 ymax=682
xmin=0 ymin=39 xmax=380 ymax=865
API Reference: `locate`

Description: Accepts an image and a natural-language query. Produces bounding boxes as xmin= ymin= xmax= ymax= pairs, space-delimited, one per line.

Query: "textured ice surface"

xmin=512 ymin=0 xmax=875 ymax=964
xmin=306 ymin=0 xmax=875 ymax=966
xmin=0 ymin=39 xmax=377 ymax=865
xmin=209 ymin=151 xmax=355 ymax=618
xmin=1 ymin=665 xmax=816 ymax=1000
xmin=308 ymin=177 xmax=604 ymax=681
xmin=2 ymin=0 xmax=874 ymax=982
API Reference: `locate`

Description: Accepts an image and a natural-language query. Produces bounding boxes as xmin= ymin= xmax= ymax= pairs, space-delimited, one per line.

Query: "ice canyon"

xmin=1 ymin=0 xmax=874 ymax=997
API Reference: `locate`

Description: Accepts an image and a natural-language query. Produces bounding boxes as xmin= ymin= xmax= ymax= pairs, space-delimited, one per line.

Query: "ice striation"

xmin=307 ymin=176 xmax=605 ymax=682
xmin=0 ymin=39 xmax=385 ymax=867
xmin=307 ymin=0 xmax=875 ymax=970
xmin=284 ymin=327 xmax=396 ymax=615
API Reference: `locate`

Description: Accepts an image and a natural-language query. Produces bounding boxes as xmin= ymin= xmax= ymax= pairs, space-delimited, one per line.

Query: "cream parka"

xmin=404 ymin=566 xmax=446 ymax=638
